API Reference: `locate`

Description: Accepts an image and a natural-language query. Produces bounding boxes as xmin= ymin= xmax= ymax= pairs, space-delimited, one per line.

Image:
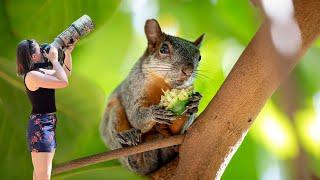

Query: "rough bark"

xmin=154 ymin=0 xmax=320 ymax=179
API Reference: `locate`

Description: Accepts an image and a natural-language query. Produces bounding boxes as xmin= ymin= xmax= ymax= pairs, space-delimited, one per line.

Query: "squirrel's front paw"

xmin=184 ymin=92 xmax=202 ymax=116
xmin=116 ymin=128 xmax=142 ymax=147
xmin=151 ymin=105 xmax=176 ymax=125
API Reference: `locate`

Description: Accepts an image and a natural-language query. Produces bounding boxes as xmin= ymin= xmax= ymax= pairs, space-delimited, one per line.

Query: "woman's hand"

xmin=43 ymin=46 xmax=58 ymax=63
xmin=63 ymin=45 xmax=74 ymax=76
xmin=65 ymin=44 xmax=75 ymax=55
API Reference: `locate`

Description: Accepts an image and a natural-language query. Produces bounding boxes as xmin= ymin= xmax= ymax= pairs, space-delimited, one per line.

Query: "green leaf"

xmin=0 ymin=1 xmax=18 ymax=59
xmin=294 ymin=46 xmax=320 ymax=99
xmin=1 ymin=0 xmax=121 ymax=60
xmin=222 ymin=135 xmax=259 ymax=180
xmin=5 ymin=0 xmax=121 ymax=42
xmin=251 ymin=100 xmax=299 ymax=159
xmin=158 ymin=0 xmax=259 ymax=44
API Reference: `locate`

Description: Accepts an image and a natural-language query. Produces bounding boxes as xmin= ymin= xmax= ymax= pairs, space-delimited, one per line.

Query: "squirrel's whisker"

xmin=194 ymin=73 xmax=211 ymax=80
xmin=143 ymin=65 xmax=173 ymax=70
xmin=143 ymin=66 xmax=173 ymax=69
xmin=141 ymin=68 xmax=174 ymax=74
xmin=145 ymin=65 xmax=174 ymax=70
xmin=142 ymin=70 xmax=173 ymax=73
xmin=192 ymin=75 xmax=207 ymax=82
xmin=193 ymin=72 xmax=213 ymax=81
xmin=194 ymin=69 xmax=213 ymax=74
xmin=194 ymin=71 xmax=210 ymax=77
xmin=147 ymin=63 xmax=174 ymax=68
xmin=143 ymin=67 xmax=173 ymax=71
xmin=148 ymin=61 xmax=173 ymax=66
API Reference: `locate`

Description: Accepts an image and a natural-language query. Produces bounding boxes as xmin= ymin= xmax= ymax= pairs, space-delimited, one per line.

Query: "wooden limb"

xmin=52 ymin=135 xmax=184 ymax=175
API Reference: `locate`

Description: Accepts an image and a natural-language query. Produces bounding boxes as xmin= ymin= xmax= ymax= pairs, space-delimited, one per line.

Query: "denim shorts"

xmin=26 ymin=113 xmax=57 ymax=152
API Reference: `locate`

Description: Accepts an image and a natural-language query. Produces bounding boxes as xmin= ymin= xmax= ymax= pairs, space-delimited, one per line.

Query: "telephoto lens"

xmin=51 ymin=14 xmax=95 ymax=50
xmin=37 ymin=14 xmax=95 ymax=69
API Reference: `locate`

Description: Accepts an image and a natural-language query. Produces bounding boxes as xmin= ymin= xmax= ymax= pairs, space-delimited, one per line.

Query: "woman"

xmin=16 ymin=39 xmax=73 ymax=180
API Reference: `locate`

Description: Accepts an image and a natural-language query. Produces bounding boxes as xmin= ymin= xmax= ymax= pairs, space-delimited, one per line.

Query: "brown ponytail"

xmin=16 ymin=39 xmax=35 ymax=76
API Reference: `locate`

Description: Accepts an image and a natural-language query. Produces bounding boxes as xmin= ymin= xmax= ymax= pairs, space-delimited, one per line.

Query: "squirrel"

xmin=99 ymin=19 xmax=204 ymax=175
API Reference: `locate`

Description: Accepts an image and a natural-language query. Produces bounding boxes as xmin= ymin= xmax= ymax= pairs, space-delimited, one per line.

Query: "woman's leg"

xmin=33 ymin=170 xmax=36 ymax=180
xmin=31 ymin=149 xmax=55 ymax=180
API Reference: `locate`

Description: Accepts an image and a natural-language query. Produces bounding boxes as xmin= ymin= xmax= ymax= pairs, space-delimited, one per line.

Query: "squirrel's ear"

xmin=193 ymin=33 xmax=205 ymax=48
xmin=145 ymin=19 xmax=162 ymax=49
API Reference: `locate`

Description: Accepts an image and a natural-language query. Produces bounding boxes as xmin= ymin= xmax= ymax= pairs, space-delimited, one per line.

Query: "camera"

xmin=40 ymin=43 xmax=65 ymax=65
xmin=35 ymin=15 xmax=94 ymax=69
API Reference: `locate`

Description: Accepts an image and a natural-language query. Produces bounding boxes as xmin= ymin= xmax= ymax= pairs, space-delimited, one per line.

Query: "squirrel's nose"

xmin=181 ymin=66 xmax=193 ymax=77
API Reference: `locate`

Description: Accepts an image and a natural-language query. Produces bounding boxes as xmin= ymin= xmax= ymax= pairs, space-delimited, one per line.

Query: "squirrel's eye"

xmin=198 ymin=55 xmax=201 ymax=61
xmin=160 ymin=43 xmax=169 ymax=54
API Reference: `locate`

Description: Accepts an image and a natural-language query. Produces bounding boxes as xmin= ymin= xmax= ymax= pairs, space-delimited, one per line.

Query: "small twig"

xmin=52 ymin=134 xmax=185 ymax=175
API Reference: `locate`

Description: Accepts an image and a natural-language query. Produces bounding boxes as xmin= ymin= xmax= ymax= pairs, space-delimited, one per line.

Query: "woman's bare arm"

xmin=63 ymin=46 xmax=73 ymax=76
xmin=25 ymin=46 xmax=68 ymax=91
xmin=25 ymin=71 xmax=68 ymax=91
xmin=51 ymin=60 xmax=68 ymax=84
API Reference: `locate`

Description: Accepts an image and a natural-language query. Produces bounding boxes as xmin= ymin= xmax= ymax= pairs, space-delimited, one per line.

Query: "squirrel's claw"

xmin=189 ymin=92 xmax=202 ymax=102
xmin=117 ymin=128 xmax=142 ymax=147
xmin=185 ymin=92 xmax=202 ymax=116
xmin=153 ymin=117 xmax=173 ymax=125
xmin=153 ymin=108 xmax=175 ymax=116
xmin=153 ymin=113 xmax=176 ymax=125
xmin=151 ymin=105 xmax=176 ymax=125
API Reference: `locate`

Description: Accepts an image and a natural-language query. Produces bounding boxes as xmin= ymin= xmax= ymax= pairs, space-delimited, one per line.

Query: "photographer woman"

xmin=16 ymin=39 xmax=73 ymax=180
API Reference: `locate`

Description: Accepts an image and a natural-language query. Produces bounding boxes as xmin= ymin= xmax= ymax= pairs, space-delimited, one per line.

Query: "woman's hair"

xmin=16 ymin=39 xmax=36 ymax=76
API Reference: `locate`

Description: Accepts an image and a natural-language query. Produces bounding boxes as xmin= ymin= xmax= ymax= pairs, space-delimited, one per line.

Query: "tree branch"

xmin=52 ymin=135 xmax=184 ymax=175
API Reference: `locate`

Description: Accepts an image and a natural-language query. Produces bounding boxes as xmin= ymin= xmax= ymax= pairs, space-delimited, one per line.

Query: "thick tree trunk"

xmin=151 ymin=0 xmax=320 ymax=179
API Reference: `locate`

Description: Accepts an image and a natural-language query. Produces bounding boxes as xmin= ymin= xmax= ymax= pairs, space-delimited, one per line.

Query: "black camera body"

xmin=40 ymin=43 xmax=65 ymax=66
xmin=31 ymin=44 xmax=66 ymax=70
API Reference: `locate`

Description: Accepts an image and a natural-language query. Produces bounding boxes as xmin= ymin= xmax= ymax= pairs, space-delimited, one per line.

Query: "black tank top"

xmin=24 ymin=70 xmax=56 ymax=114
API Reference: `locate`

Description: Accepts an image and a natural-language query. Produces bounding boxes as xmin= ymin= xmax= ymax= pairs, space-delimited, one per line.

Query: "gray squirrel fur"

xmin=99 ymin=19 xmax=204 ymax=175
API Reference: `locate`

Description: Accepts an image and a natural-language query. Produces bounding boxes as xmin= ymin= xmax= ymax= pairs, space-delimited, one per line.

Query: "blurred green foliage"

xmin=0 ymin=0 xmax=319 ymax=179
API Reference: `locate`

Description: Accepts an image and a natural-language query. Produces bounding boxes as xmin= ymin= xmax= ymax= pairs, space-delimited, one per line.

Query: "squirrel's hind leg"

xmin=100 ymin=96 xmax=160 ymax=175
xmin=100 ymin=96 xmax=132 ymax=149
xmin=122 ymin=132 xmax=177 ymax=175
xmin=115 ymin=128 xmax=159 ymax=175
xmin=116 ymin=128 xmax=142 ymax=147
